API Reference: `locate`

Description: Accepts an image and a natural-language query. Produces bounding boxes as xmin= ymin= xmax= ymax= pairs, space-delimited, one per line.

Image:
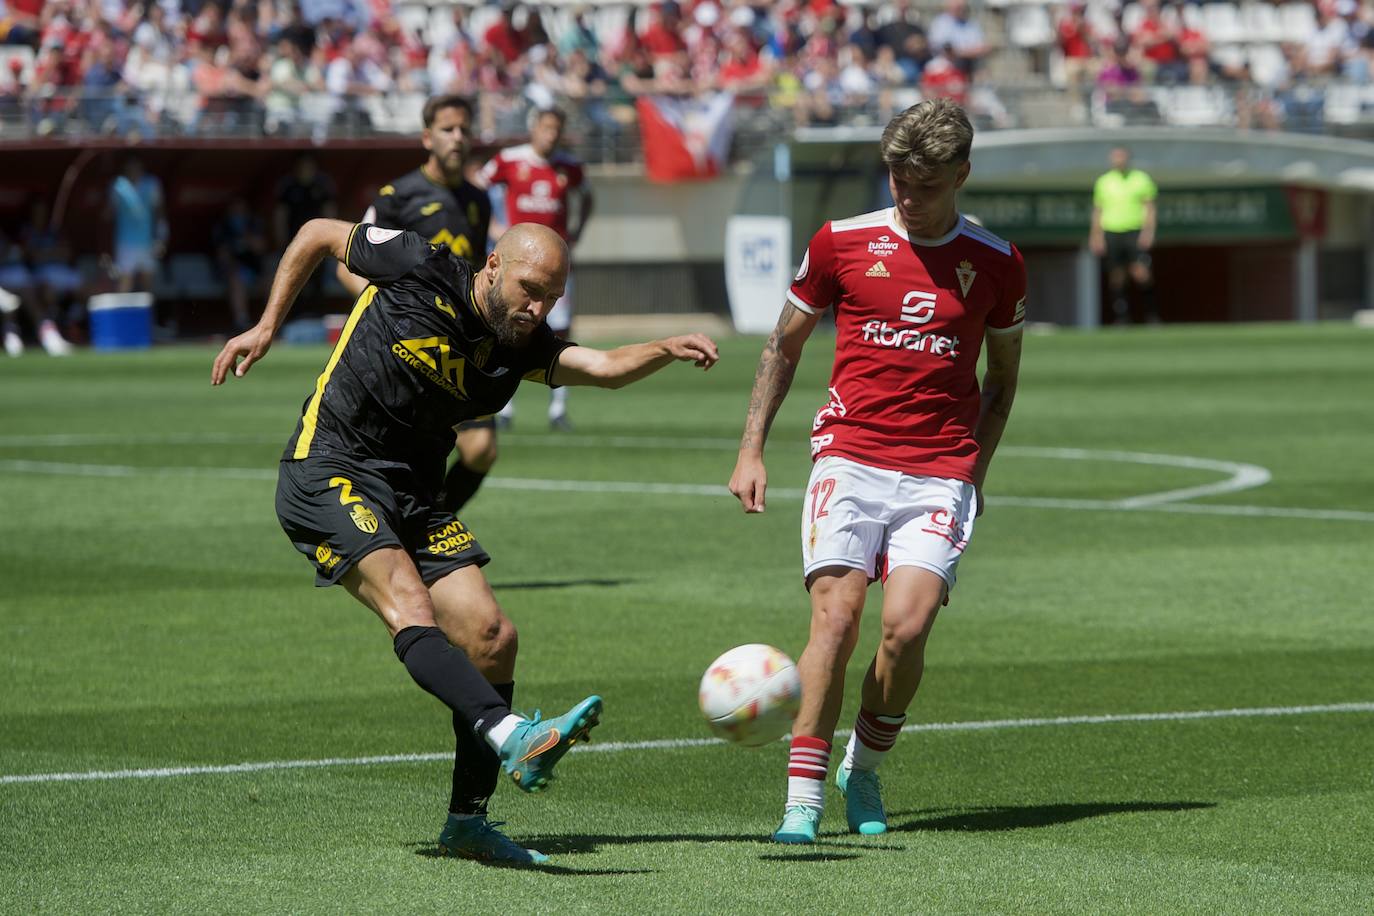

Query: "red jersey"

xmin=478 ymin=144 xmax=586 ymax=241
xmin=788 ymin=209 xmax=1026 ymax=483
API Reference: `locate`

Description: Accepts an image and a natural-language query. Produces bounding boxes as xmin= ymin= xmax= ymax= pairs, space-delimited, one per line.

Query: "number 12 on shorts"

xmin=809 ymin=478 xmax=836 ymax=523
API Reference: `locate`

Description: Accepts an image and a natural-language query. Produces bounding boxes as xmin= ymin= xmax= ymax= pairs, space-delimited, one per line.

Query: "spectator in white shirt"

xmin=928 ymin=0 xmax=989 ymax=75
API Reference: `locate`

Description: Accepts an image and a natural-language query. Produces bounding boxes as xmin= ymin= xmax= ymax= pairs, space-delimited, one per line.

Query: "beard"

xmin=484 ymin=282 xmax=536 ymax=348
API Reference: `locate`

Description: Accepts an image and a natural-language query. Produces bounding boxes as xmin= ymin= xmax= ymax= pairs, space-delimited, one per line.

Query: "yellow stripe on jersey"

xmin=293 ymin=285 xmax=378 ymax=459
xmin=341 ymin=222 xmax=360 ymax=273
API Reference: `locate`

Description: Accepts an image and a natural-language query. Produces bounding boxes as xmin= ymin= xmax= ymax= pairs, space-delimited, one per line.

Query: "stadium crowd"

xmin=4 ymin=0 xmax=1373 ymax=141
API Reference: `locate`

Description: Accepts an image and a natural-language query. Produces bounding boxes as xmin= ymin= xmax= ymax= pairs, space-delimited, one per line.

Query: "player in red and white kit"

xmin=728 ymin=100 xmax=1025 ymax=844
xmin=478 ymin=107 xmax=594 ymax=430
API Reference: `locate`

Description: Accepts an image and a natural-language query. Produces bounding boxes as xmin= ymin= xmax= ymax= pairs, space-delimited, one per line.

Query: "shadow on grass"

xmin=489 ymin=578 xmax=630 ymax=591
xmin=518 ymin=832 xmax=907 ymax=856
xmin=412 ymin=843 xmax=652 ymax=876
xmin=887 ymin=800 xmax=1215 ymax=833
xmin=759 ymin=852 xmax=862 ymax=863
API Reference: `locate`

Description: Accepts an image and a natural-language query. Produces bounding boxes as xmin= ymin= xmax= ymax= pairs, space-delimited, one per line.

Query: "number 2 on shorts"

xmin=329 ymin=476 xmax=362 ymax=506
xmin=809 ymin=477 xmax=836 ymax=523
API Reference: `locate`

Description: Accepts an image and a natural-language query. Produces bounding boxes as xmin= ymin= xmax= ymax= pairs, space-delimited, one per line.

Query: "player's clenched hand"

xmin=211 ymin=324 xmax=273 ymax=385
xmin=663 ymin=334 xmax=719 ymax=370
xmin=729 ymin=452 xmax=767 ymax=513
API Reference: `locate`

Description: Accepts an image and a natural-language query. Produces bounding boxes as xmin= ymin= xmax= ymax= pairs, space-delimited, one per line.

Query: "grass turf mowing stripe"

xmin=6 ymin=701 xmax=1371 ymax=787
xmin=4 ymin=459 xmax=1371 ymax=523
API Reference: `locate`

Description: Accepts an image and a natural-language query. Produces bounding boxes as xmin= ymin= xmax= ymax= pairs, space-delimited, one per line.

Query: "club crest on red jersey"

xmin=956 ymin=260 xmax=977 ymax=297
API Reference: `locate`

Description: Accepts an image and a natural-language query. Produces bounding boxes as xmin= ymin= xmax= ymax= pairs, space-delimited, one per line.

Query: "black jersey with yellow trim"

xmin=283 ymin=224 xmax=572 ymax=489
xmin=364 ymin=167 xmax=491 ymax=268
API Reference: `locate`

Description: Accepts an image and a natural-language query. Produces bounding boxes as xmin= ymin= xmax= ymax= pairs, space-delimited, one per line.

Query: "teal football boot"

xmin=438 ymin=814 xmax=549 ymax=865
xmin=772 ymin=805 xmax=822 ymax=844
xmin=498 ymin=695 xmax=603 ymax=792
xmin=836 ymin=763 xmax=888 ymax=835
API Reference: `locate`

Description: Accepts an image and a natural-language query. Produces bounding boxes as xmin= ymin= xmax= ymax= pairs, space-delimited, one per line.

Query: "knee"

xmin=880 ymin=604 xmax=940 ymax=655
xmin=808 ymin=599 xmax=862 ymax=655
xmin=459 ymin=433 xmax=499 ymax=473
xmin=388 ymin=579 xmax=438 ymax=632
xmin=457 ymin=608 xmax=518 ymax=670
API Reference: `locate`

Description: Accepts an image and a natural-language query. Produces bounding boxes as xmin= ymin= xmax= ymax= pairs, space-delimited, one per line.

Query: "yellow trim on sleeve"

xmin=293 ymin=285 xmax=378 ymax=459
xmin=342 ymin=223 xmax=360 ymax=273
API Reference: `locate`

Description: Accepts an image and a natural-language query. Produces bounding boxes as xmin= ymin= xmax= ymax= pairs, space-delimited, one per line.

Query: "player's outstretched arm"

xmin=970 ymin=327 xmax=1023 ymax=516
xmin=550 ymin=334 xmax=719 ymax=388
xmin=212 ymin=218 xmax=354 ymax=385
xmin=728 ymin=303 xmax=820 ymax=514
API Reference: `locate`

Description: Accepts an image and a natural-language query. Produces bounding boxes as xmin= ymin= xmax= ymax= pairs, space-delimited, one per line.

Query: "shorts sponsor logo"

xmin=315 ymin=543 xmax=342 ymax=571
xmin=427 ymin=519 xmax=476 ymax=555
xmin=868 ymin=235 xmax=901 ymax=256
xmin=350 ymin=505 xmax=379 ymax=534
xmin=807 ymin=522 xmax=819 ymax=557
xmin=921 ymin=508 xmax=967 ymax=551
xmin=1013 ymin=296 xmax=1026 ymax=322
xmin=420 ymin=202 xmax=443 ymax=216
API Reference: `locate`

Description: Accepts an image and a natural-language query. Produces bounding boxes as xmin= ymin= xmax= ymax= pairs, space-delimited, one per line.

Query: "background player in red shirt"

xmin=728 ymin=100 xmax=1025 ymax=845
xmin=479 ymin=107 xmax=594 ymax=430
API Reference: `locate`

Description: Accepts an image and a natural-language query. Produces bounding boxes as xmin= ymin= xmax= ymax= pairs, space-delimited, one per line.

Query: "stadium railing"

xmin=7 ymin=82 xmax=1374 ymax=161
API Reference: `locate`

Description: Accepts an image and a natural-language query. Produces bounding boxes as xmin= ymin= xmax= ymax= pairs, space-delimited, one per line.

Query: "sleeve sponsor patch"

xmin=794 ymin=249 xmax=810 ymax=282
xmin=366 ymin=226 xmax=404 ymax=245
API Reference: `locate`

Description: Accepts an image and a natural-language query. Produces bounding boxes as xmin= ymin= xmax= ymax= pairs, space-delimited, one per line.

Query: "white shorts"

xmin=546 ymin=271 xmax=573 ymax=333
xmin=801 ymin=454 xmax=978 ymax=590
xmin=115 ymin=244 xmax=157 ymax=278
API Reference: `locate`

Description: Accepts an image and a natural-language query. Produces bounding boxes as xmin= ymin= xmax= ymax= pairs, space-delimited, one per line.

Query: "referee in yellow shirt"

xmin=1090 ymin=146 xmax=1158 ymax=324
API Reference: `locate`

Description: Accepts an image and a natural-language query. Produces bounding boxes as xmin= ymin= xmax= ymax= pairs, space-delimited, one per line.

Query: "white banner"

xmin=724 ymin=216 xmax=791 ymax=334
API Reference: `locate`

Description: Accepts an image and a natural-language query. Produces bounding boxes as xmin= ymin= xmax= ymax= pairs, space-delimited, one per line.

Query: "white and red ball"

xmin=698 ymin=644 xmax=802 ymax=747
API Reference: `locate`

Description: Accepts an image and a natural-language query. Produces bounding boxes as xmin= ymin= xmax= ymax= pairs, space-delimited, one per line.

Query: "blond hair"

xmin=880 ymin=100 xmax=974 ymax=178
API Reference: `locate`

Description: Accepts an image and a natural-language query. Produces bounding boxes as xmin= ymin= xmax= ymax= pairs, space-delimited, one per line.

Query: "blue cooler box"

xmin=89 ymin=293 xmax=154 ymax=350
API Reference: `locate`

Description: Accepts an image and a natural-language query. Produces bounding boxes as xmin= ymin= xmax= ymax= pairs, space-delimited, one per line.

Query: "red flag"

xmin=636 ymin=93 xmax=735 ymax=183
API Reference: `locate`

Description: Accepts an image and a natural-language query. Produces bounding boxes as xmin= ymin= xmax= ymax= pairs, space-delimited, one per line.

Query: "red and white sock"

xmin=786 ymin=736 xmax=831 ymax=810
xmin=842 ymin=708 xmax=906 ymax=772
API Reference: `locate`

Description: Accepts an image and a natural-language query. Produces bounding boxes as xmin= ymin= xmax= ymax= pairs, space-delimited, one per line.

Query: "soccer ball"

xmin=698 ymin=644 xmax=802 ymax=747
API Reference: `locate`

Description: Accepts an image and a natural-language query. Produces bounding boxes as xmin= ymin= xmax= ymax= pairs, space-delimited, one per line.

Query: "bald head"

xmin=479 ymin=223 xmax=569 ymax=347
xmin=494 ymin=223 xmax=569 ymax=276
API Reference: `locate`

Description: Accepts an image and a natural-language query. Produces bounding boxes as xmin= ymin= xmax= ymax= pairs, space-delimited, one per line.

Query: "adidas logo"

xmin=866 ymin=260 xmax=890 ymax=278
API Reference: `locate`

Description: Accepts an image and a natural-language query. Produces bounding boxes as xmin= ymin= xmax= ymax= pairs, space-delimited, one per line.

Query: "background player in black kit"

xmin=335 ymin=95 xmax=499 ymax=519
xmin=212 ymin=218 xmax=718 ymax=865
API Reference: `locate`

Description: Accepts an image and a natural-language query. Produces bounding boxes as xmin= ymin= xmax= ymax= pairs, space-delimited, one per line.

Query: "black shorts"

xmin=276 ymin=455 xmax=490 ymax=587
xmin=1104 ymin=231 xmax=1150 ymax=270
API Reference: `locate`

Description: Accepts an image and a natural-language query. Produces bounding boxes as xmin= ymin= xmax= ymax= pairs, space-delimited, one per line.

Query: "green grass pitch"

xmin=1 ymin=323 xmax=1372 ymax=913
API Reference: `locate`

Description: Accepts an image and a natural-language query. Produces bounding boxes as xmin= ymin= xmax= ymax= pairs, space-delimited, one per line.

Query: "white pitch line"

xmin=4 ymin=701 xmax=1371 ymax=787
xmin=3 ymin=459 xmax=1368 ymax=523
xmin=1006 ymin=446 xmax=1272 ymax=507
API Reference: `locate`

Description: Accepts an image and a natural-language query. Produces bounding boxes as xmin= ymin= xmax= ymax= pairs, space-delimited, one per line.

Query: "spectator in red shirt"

xmin=719 ymin=29 xmax=768 ymax=92
xmin=1131 ymin=0 xmax=1181 ymax=80
xmin=1057 ymin=1 xmax=1099 ymax=88
xmin=483 ymin=4 xmax=526 ymax=65
xmin=921 ymin=50 xmax=968 ymax=105
xmin=641 ymin=2 xmax=687 ymax=58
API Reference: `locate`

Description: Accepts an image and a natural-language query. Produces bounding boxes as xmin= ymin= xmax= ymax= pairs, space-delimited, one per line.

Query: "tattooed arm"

xmin=970 ymin=327 xmax=1023 ymax=516
xmin=728 ymin=303 xmax=823 ymax=513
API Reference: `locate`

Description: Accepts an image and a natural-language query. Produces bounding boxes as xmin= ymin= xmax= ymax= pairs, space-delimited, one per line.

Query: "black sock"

xmin=450 ymin=681 xmax=514 ymax=815
xmin=441 ymin=462 xmax=486 ymax=515
xmin=392 ymin=627 xmax=509 ymax=736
